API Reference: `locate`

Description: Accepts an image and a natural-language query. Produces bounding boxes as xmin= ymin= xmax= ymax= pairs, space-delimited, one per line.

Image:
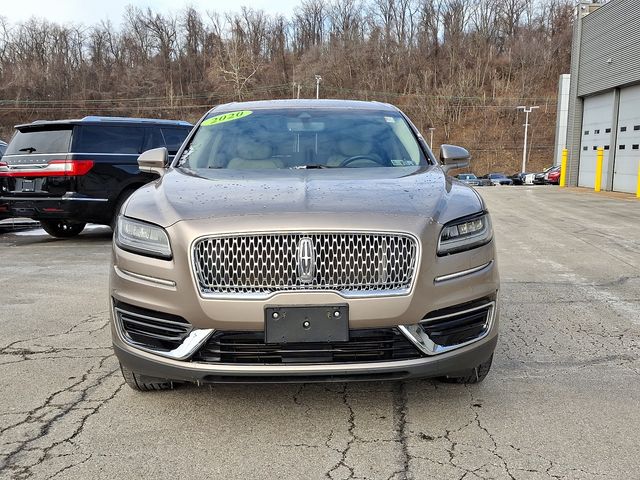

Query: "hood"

xmin=124 ymin=166 xmax=483 ymax=228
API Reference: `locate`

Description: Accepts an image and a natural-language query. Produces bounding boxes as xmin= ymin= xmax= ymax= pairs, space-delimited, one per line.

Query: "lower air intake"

xmin=420 ymin=303 xmax=492 ymax=347
xmin=114 ymin=300 xmax=192 ymax=352
xmin=192 ymin=328 xmax=423 ymax=364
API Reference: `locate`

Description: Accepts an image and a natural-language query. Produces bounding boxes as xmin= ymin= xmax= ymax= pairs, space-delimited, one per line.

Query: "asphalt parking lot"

xmin=1 ymin=186 xmax=639 ymax=480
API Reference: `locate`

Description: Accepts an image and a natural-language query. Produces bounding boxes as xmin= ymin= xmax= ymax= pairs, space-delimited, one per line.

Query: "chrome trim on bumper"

xmin=398 ymin=301 xmax=496 ymax=356
xmin=114 ymin=266 xmax=177 ymax=289
xmin=113 ymin=305 xmax=214 ymax=361
xmin=434 ymin=261 xmax=493 ymax=283
xmin=195 ymin=286 xmax=413 ymax=301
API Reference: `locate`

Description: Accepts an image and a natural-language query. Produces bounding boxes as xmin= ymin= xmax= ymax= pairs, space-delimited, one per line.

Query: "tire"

xmin=439 ymin=355 xmax=493 ymax=384
xmin=40 ymin=220 xmax=86 ymax=238
xmin=120 ymin=363 xmax=174 ymax=392
xmin=110 ymin=187 xmax=138 ymax=230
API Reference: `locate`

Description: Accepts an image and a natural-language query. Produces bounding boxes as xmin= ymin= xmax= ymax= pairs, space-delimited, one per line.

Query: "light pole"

xmin=428 ymin=127 xmax=435 ymax=149
xmin=517 ymin=106 xmax=539 ymax=173
xmin=315 ymin=75 xmax=322 ymax=99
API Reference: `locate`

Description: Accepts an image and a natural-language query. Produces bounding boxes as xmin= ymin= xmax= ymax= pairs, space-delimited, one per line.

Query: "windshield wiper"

xmin=19 ymin=147 xmax=37 ymax=153
xmin=291 ymin=164 xmax=334 ymax=169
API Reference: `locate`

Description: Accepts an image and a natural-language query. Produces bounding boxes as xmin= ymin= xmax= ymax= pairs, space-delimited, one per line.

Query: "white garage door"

xmin=579 ymin=92 xmax=614 ymax=188
xmin=613 ymin=84 xmax=640 ymax=194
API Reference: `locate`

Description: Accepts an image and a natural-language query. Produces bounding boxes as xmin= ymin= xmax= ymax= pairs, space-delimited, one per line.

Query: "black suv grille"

xmin=192 ymin=328 xmax=422 ymax=364
xmin=114 ymin=300 xmax=192 ymax=352
xmin=420 ymin=305 xmax=491 ymax=347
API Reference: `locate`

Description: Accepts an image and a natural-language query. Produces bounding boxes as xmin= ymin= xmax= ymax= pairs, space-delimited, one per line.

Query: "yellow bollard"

xmin=594 ymin=147 xmax=603 ymax=192
xmin=560 ymin=148 xmax=568 ymax=187
xmin=636 ymin=160 xmax=640 ymax=199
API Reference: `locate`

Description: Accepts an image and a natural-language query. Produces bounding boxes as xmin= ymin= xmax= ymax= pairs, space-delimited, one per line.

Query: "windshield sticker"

xmin=391 ymin=159 xmax=414 ymax=166
xmin=384 ymin=116 xmax=395 ymax=123
xmin=202 ymin=110 xmax=253 ymax=126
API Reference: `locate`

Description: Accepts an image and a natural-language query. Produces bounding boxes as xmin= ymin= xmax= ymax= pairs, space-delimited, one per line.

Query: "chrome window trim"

xmin=2 ymin=152 xmax=141 ymax=157
xmin=2 ymin=153 xmax=71 ymax=158
xmin=188 ymin=230 xmax=421 ymax=300
xmin=398 ymin=301 xmax=496 ymax=356
xmin=434 ymin=261 xmax=493 ymax=283
xmin=0 ymin=196 xmax=108 ymax=202
xmin=64 ymin=197 xmax=109 ymax=202
xmin=113 ymin=305 xmax=213 ymax=361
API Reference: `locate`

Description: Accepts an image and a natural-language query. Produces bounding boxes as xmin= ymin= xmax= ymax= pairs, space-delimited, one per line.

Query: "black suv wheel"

xmin=40 ymin=220 xmax=86 ymax=238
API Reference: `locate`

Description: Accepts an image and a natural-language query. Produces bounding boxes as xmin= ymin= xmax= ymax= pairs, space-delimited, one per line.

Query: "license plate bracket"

xmin=265 ymin=305 xmax=349 ymax=344
xmin=20 ymin=179 xmax=35 ymax=192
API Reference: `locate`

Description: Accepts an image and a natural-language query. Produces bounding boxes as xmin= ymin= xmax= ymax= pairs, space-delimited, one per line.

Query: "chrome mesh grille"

xmin=192 ymin=233 xmax=418 ymax=297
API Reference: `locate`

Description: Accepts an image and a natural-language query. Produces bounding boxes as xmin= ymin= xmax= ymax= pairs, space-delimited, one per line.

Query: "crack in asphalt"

xmin=45 ymin=453 xmax=94 ymax=480
xmin=408 ymin=386 xmax=605 ymax=480
xmin=0 ymin=354 xmax=123 ymax=479
xmin=0 ymin=312 xmax=109 ymax=355
xmin=325 ymin=384 xmax=357 ymax=480
xmin=466 ymin=393 xmax=515 ymax=480
xmin=387 ymin=381 xmax=410 ymax=480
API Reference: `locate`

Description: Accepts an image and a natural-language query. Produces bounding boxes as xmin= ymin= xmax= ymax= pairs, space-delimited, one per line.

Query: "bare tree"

xmin=0 ymin=0 xmax=574 ymax=174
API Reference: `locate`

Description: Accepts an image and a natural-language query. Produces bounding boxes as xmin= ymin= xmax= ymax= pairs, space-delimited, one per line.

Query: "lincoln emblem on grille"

xmin=297 ymin=237 xmax=315 ymax=283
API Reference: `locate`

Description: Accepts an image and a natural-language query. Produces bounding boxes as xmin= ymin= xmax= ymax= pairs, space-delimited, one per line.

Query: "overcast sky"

xmin=1 ymin=0 xmax=301 ymax=26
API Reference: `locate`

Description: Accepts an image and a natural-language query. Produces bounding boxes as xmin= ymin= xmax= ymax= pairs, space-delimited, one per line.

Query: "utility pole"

xmin=517 ymin=106 xmax=539 ymax=173
xmin=428 ymin=127 xmax=435 ymax=149
xmin=315 ymin=75 xmax=322 ymax=99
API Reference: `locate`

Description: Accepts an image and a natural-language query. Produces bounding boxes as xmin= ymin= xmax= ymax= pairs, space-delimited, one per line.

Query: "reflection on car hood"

xmin=124 ymin=166 xmax=482 ymax=228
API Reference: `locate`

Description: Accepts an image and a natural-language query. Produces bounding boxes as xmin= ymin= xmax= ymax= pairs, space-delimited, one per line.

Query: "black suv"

xmin=0 ymin=116 xmax=192 ymax=237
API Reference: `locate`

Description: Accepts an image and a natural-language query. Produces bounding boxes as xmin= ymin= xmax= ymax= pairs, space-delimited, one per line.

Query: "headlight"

xmin=115 ymin=216 xmax=172 ymax=259
xmin=438 ymin=213 xmax=492 ymax=255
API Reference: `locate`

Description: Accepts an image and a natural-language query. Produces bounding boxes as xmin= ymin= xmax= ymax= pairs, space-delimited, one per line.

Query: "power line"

xmin=0 ymin=84 xmax=558 ymax=107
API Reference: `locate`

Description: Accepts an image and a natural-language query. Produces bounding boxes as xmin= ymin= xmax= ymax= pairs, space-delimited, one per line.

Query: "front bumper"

xmin=113 ymin=326 xmax=498 ymax=383
xmin=111 ymin=297 xmax=499 ymax=383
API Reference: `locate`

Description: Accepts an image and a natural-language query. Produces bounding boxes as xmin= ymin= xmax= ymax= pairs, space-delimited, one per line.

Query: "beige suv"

xmin=110 ymin=100 xmax=499 ymax=391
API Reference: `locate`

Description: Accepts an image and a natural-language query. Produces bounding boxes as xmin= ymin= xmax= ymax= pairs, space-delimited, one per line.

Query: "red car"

xmin=545 ymin=166 xmax=561 ymax=185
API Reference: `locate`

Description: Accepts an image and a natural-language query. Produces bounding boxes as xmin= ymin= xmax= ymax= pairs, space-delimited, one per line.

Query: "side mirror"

xmin=439 ymin=144 xmax=470 ymax=173
xmin=138 ymin=147 xmax=168 ymax=175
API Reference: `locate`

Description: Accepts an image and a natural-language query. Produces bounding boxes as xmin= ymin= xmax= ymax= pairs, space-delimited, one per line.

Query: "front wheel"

xmin=120 ymin=364 xmax=174 ymax=392
xmin=40 ymin=220 xmax=86 ymax=238
xmin=439 ymin=354 xmax=493 ymax=384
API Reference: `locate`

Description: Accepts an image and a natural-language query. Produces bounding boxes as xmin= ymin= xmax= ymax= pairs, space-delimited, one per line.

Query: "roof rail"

xmin=80 ymin=116 xmax=192 ymax=126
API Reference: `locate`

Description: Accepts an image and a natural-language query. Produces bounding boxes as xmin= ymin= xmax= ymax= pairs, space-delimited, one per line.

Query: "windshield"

xmin=459 ymin=174 xmax=476 ymax=179
xmin=6 ymin=127 xmax=72 ymax=155
xmin=177 ymin=109 xmax=428 ymax=170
